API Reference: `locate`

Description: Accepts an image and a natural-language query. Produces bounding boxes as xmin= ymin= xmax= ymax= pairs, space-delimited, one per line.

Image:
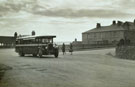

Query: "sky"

xmin=0 ymin=0 xmax=135 ymax=42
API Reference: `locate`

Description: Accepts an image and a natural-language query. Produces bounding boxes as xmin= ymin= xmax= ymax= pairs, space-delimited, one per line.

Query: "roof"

xmin=83 ymin=21 xmax=135 ymax=34
xmin=17 ymin=35 xmax=56 ymax=40
xmin=83 ymin=25 xmax=125 ymax=34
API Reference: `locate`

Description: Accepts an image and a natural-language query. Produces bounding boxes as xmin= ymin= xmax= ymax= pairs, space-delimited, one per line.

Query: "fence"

xmin=59 ymin=44 xmax=115 ymax=51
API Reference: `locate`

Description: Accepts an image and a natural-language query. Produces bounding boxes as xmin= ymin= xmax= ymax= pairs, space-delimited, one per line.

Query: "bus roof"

xmin=17 ymin=35 xmax=56 ymax=40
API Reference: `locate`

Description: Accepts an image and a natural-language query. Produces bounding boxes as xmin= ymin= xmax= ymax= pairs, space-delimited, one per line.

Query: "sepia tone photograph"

xmin=0 ymin=0 xmax=135 ymax=87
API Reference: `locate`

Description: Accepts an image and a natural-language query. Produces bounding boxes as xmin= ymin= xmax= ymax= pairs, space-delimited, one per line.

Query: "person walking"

xmin=61 ymin=43 xmax=66 ymax=55
xmin=69 ymin=43 xmax=73 ymax=55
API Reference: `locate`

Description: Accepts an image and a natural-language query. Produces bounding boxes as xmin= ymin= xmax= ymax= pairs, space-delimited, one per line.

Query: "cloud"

xmin=0 ymin=0 xmax=45 ymax=16
xmin=0 ymin=0 xmax=133 ymax=18
xmin=33 ymin=8 xmax=131 ymax=18
xmin=110 ymin=0 xmax=135 ymax=9
xmin=118 ymin=0 xmax=135 ymax=8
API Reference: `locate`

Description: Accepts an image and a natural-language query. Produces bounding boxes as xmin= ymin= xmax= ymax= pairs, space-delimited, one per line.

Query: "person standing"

xmin=69 ymin=43 xmax=73 ymax=55
xmin=62 ymin=43 xmax=66 ymax=55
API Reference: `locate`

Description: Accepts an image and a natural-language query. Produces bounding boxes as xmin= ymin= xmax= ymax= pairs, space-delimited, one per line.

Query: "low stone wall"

xmin=116 ymin=46 xmax=135 ymax=60
xmin=59 ymin=44 xmax=115 ymax=52
xmin=73 ymin=44 xmax=115 ymax=50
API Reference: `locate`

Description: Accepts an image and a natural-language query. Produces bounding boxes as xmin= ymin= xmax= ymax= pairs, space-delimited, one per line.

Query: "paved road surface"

xmin=0 ymin=48 xmax=135 ymax=87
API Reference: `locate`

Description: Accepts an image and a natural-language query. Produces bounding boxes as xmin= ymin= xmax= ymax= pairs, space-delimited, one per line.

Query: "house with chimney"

xmin=82 ymin=20 xmax=135 ymax=45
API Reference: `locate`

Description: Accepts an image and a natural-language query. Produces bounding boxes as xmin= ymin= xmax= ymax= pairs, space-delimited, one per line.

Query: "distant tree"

xmin=32 ymin=31 xmax=36 ymax=36
xmin=14 ymin=32 xmax=18 ymax=38
xmin=75 ymin=38 xmax=77 ymax=42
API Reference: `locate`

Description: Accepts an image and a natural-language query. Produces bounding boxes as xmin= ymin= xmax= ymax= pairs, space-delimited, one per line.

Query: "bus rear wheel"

xmin=19 ymin=52 xmax=25 ymax=57
xmin=33 ymin=54 xmax=37 ymax=57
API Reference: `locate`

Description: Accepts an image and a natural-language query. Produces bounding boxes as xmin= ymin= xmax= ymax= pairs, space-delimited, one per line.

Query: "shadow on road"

xmin=20 ymin=55 xmax=59 ymax=59
xmin=0 ymin=64 xmax=12 ymax=82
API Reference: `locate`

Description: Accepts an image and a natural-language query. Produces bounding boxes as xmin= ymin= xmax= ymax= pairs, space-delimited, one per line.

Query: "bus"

xmin=15 ymin=35 xmax=59 ymax=58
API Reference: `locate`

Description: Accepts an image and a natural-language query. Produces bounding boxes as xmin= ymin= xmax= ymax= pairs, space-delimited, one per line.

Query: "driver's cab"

xmin=36 ymin=36 xmax=56 ymax=51
xmin=15 ymin=35 xmax=59 ymax=58
xmin=39 ymin=38 xmax=53 ymax=44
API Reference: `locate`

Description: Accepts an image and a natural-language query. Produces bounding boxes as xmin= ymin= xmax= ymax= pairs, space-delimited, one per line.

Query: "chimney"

xmin=123 ymin=22 xmax=129 ymax=30
xmin=96 ymin=23 xmax=101 ymax=28
xmin=32 ymin=30 xmax=36 ymax=36
xmin=117 ymin=21 xmax=123 ymax=26
xmin=112 ymin=20 xmax=116 ymax=25
xmin=14 ymin=32 xmax=18 ymax=38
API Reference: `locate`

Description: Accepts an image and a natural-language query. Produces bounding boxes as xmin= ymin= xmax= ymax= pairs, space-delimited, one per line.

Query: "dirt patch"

xmin=36 ymin=69 xmax=47 ymax=72
xmin=0 ymin=64 xmax=12 ymax=81
xmin=106 ymin=51 xmax=116 ymax=57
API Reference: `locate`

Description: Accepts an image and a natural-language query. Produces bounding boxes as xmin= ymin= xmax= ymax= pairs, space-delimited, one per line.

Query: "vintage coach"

xmin=15 ymin=35 xmax=59 ymax=58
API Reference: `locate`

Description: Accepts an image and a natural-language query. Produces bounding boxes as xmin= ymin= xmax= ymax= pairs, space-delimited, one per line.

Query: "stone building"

xmin=0 ymin=32 xmax=18 ymax=48
xmin=0 ymin=36 xmax=16 ymax=47
xmin=0 ymin=31 xmax=36 ymax=48
xmin=82 ymin=20 xmax=135 ymax=45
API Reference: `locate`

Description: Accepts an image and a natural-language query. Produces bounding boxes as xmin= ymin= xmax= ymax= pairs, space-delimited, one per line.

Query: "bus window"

xmin=31 ymin=39 xmax=35 ymax=44
xmin=42 ymin=39 xmax=47 ymax=44
xmin=48 ymin=39 xmax=53 ymax=43
xmin=20 ymin=40 xmax=24 ymax=44
xmin=35 ymin=39 xmax=38 ymax=43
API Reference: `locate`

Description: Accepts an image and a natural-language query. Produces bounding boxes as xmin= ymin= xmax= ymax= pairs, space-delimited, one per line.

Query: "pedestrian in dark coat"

xmin=69 ymin=43 xmax=73 ymax=55
xmin=62 ymin=43 xmax=66 ymax=55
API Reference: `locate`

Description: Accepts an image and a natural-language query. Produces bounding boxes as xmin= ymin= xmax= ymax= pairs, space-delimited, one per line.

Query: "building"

xmin=72 ymin=38 xmax=82 ymax=45
xmin=82 ymin=20 xmax=135 ymax=45
xmin=0 ymin=36 xmax=16 ymax=48
xmin=0 ymin=31 xmax=36 ymax=48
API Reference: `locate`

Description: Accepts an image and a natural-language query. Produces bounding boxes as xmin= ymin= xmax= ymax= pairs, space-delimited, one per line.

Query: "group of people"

xmin=61 ymin=43 xmax=73 ymax=55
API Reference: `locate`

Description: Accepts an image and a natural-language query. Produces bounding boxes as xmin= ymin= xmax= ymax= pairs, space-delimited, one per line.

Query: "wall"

xmin=125 ymin=30 xmax=135 ymax=44
xmin=116 ymin=46 xmax=135 ymax=60
xmin=59 ymin=44 xmax=115 ymax=52
xmin=82 ymin=33 xmax=88 ymax=44
xmin=82 ymin=31 xmax=124 ymax=45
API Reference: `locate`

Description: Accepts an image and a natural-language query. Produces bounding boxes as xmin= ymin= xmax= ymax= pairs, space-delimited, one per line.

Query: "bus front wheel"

xmin=33 ymin=54 xmax=37 ymax=57
xmin=54 ymin=49 xmax=59 ymax=58
xmin=19 ymin=52 xmax=25 ymax=57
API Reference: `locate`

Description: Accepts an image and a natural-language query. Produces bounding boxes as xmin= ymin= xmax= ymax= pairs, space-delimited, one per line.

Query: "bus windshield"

xmin=40 ymin=38 xmax=53 ymax=44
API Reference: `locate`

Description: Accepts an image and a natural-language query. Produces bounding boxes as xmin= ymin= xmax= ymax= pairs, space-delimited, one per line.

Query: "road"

xmin=0 ymin=48 xmax=135 ymax=87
